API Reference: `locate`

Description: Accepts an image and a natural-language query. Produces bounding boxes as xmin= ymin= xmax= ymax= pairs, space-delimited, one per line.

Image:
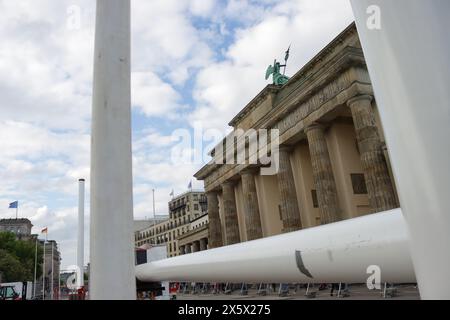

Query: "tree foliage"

xmin=0 ymin=232 xmax=42 ymax=282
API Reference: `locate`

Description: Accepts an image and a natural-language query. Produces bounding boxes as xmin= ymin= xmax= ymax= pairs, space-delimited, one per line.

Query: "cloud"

xmin=0 ymin=0 xmax=355 ymax=269
xmin=189 ymin=0 xmax=354 ymax=131
xmin=131 ymin=72 xmax=184 ymax=118
xmin=131 ymin=0 xmax=214 ymax=86
xmin=189 ymin=0 xmax=216 ymax=17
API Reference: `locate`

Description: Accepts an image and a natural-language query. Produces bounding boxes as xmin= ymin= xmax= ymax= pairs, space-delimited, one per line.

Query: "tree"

xmin=0 ymin=249 xmax=27 ymax=282
xmin=0 ymin=232 xmax=43 ymax=282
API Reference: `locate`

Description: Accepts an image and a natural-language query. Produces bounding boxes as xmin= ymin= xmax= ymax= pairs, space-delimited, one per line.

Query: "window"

xmin=351 ymin=173 xmax=368 ymax=194
xmin=311 ymin=190 xmax=319 ymax=208
xmin=194 ymin=204 xmax=199 ymax=210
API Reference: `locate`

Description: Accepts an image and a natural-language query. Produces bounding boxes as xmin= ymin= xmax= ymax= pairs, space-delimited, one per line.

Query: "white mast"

xmin=90 ymin=0 xmax=136 ymax=300
xmin=42 ymin=240 xmax=45 ymax=300
xmin=51 ymin=241 xmax=54 ymax=300
xmin=33 ymin=238 xmax=38 ymax=298
xmin=351 ymin=0 xmax=450 ymax=299
xmin=77 ymin=178 xmax=85 ymax=288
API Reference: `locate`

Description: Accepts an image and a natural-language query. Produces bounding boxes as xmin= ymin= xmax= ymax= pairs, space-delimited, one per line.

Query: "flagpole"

xmin=33 ymin=237 xmax=38 ymax=298
xmin=51 ymin=241 xmax=54 ymax=300
xmin=152 ymin=188 xmax=156 ymax=220
xmin=42 ymin=239 xmax=45 ymax=301
xmin=58 ymin=264 xmax=61 ymax=300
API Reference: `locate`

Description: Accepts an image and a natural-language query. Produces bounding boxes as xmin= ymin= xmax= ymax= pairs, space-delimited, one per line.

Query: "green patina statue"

xmin=265 ymin=46 xmax=291 ymax=86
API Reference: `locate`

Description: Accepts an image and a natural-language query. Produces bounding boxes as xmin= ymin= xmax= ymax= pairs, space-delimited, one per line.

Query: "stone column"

xmin=277 ymin=146 xmax=302 ymax=233
xmin=305 ymin=123 xmax=340 ymax=224
xmin=192 ymin=241 xmax=200 ymax=253
xmin=179 ymin=245 xmax=185 ymax=255
xmin=240 ymin=169 xmax=263 ymax=240
xmin=222 ymin=181 xmax=241 ymax=245
xmin=206 ymin=191 xmax=223 ymax=248
xmin=199 ymin=238 xmax=207 ymax=251
xmin=185 ymin=244 xmax=192 ymax=254
xmin=348 ymin=94 xmax=398 ymax=212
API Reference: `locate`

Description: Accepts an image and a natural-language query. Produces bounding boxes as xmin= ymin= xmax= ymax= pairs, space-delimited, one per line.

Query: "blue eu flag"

xmin=9 ymin=201 xmax=18 ymax=209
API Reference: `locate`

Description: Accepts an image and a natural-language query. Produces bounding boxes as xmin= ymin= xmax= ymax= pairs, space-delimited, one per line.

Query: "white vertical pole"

xmin=90 ymin=0 xmax=136 ymax=300
xmin=42 ymin=240 xmax=45 ymax=300
xmin=350 ymin=0 xmax=450 ymax=299
xmin=77 ymin=179 xmax=85 ymax=288
xmin=152 ymin=189 xmax=156 ymax=218
xmin=51 ymin=241 xmax=54 ymax=300
xmin=58 ymin=268 xmax=60 ymax=300
xmin=33 ymin=238 xmax=38 ymax=298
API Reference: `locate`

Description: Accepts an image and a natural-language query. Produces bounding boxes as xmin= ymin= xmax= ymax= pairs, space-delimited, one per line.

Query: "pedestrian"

xmin=330 ymin=283 xmax=339 ymax=296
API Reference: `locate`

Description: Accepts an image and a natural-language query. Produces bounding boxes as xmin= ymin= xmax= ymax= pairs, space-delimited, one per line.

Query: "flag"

xmin=285 ymin=45 xmax=291 ymax=62
xmin=41 ymin=227 xmax=48 ymax=234
xmin=188 ymin=181 xmax=192 ymax=190
xmin=9 ymin=201 xmax=18 ymax=209
xmin=169 ymin=189 xmax=174 ymax=197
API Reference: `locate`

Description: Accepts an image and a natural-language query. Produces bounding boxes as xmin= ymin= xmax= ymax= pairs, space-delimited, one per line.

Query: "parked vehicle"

xmin=0 ymin=285 xmax=20 ymax=300
xmin=0 ymin=282 xmax=33 ymax=300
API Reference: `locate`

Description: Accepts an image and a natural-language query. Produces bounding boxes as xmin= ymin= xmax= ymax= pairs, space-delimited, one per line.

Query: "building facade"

xmin=134 ymin=190 xmax=207 ymax=257
xmin=0 ymin=218 xmax=34 ymax=240
xmin=37 ymin=239 xmax=61 ymax=298
xmin=194 ymin=23 xmax=399 ymax=249
xmin=177 ymin=213 xmax=209 ymax=254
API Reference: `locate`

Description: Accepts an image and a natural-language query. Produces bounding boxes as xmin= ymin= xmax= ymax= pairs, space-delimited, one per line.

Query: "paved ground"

xmin=177 ymin=284 xmax=419 ymax=300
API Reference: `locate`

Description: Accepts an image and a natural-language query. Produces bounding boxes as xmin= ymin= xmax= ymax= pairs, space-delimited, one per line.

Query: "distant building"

xmin=133 ymin=216 xmax=169 ymax=233
xmin=177 ymin=212 xmax=209 ymax=254
xmin=38 ymin=239 xmax=61 ymax=298
xmin=134 ymin=190 xmax=207 ymax=257
xmin=0 ymin=218 xmax=34 ymax=240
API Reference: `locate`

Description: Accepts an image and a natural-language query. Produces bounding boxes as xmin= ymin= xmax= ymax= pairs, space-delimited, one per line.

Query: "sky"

xmin=0 ymin=0 xmax=354 ymax=269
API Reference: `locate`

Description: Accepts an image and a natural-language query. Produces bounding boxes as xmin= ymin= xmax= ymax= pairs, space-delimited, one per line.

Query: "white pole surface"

xmin=51 ymin=241 xmax=54 ymax=300
xmin=350 ymin=0 xmax=450 ymax=299
xmin=90 ymin=0 xmax=136 ymax=300
xmin=136 ymin=209 xmax=415 ymax=284
xmin=77 ymin=178 xmax=85 ymax=288
xmin=42 ymin=241 xmax=45 ymax=300
xmin=33 ymin=238 xmax=37 ymax=298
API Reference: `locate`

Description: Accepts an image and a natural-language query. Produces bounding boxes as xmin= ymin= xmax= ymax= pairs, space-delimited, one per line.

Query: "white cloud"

xmin=189 ymin=0 xmax=354 ymax=131
xmin=0 ymin=0 xmax=355 ymax=269
xmin=132 ymin=72 xmax=184 ymax=118
xmin=131 ymin=0 xmax=214 ymax=86
xmin=189 ymin=0 xmax=216 ymax=17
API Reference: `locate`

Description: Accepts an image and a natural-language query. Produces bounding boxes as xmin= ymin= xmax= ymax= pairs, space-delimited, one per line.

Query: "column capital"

xmin=278 ymin=144 xmax=294 ymax=153
xmin=347 ymin=94 xmax=373 ymax=107
xmin=221 ymin=180 xmax=237 ymax=188
xmin=304 ymin=122 xmax=325 ymax=134
xmin=240 ymin=166 xmax=259 ymax=176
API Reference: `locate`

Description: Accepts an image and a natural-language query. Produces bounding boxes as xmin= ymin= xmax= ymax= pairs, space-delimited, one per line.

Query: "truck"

xmin=135 ymin=244 xmax=170 ymax=300
xmin=0 ymin=282 xmax=33 ymax=300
